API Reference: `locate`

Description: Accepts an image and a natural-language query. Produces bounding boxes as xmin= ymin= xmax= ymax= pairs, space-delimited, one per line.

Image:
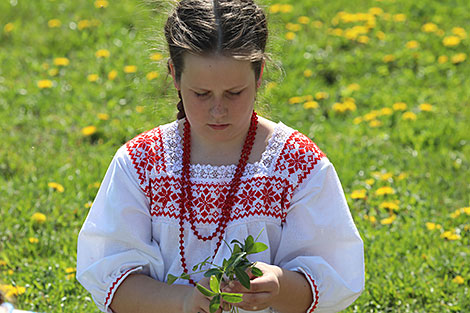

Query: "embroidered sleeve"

xmin=274 ymin=157 xmax=365 ymax=313
xmin=76 ymin=145 xmax=165 ymax=313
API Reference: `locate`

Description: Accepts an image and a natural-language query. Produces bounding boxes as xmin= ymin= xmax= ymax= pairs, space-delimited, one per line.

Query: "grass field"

xmin=1 ymin=0 xmax=469 ymax=312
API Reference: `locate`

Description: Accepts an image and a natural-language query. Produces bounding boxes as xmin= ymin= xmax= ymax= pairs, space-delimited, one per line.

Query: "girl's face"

xmin=173 ymin=53 xmax=262 ymax=147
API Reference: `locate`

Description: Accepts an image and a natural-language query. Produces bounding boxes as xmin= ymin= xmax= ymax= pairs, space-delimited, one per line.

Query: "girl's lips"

xmin=208 ymin=124 xmax=229 ymax=130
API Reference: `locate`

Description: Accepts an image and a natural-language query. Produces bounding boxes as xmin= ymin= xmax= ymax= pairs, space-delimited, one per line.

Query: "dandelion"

xmin=358 ymin=35 xmax=369 ymax=44
xmin=48 ymin=182 xmax=65 ymax=192
xmin=376 ymin=31 xmax=386 ymax=40
xmin=452 ymin=276 xmax=465 ymax=285
xmin=31 ymin=212 xmax=47 ymax=224
xmin=369 ymin=120 xmax=382 ymax=127
xmin=94 ymin=0 xmax=109 ymax=8
xmin=452 ymin=27 xmax=467 ymax=39
xmin=150 ymin=53 xmax=163 ymax=61
xmin=84 ymin=202 xmax=93 ymax=209
xmin=393 ymin=102 xmax=407 ymax=111
xmin=364 ymin=214 xmax=377 ymax=224
xmin=380 ymin=215 xmax=396 ymax=225
xmin=29 ymin=237 xmax=39 ymax=244
xmin=146 ymin=71 xmax=159 ymax=80
xmin=419 ymin=103 xmax=433 ymax=112
xmin=298 ymin=16 xmax=310 ymax=24
xmin=124 ymin=65 xmax=137 ymax=73
xmin=96 ymin=49 xmax=110 ymax=58
xmin=343 ymin=100 xmax=357 ymax=111
xmin=108 ymin=70 xmax=118 ymax=80
xmin=369 ymin=7 xmax=383 ymax=15
xmin=0 ymin=285 xmax=26 ymax=298
xmin=136 ymin=106 xmax=145 ymax=113
xmin=380 ymin=107 xmax=393 ymax=116
xmin=451 ymin=53 xmax=466 ymax=64
xmin=397 ymin=173 xmax=408 ymax=180
xmin=406 ymin=40 xmax=419 ymax=49
xmin=48 ymin=19 xmax=62 ymax=28
xmin=269 ymin=4 xmax=280 ymax=14
xmin=450 ymin=209 xmax=461 ymax=219
xmin=78 ymin=19 xmax=91 ymax=31
xmin=289 ymin=96 xmax=303 ymax=104
xmin=332 ymin=102 xmax=346 ymax=113
xmin=280 ymin=4 xmax=293 ymax=13
xmin=66 ymin=267 xmax=76 ymax=280
xmin=303 ymin=69 xmax=313 ymax=77
xmin=365 ymin=179 xmax=375 ymax=186
xmin=285 ymin=32 xmax=296 ymax=40
xmin=347 ymin=83 xmax=360 ymax=91
xmin=438 ymin=55 xmax=448 ymax=64
xmin=383 ymin=55 xmax=395 ymax=63
xmin=402 ymin=112 xmax=417 ymax=121
xmin=375 ymin=186 xmax=395 ymax=196
xmin=443 ymin=36 xmax=461 ymax=47
xmin=53 ymin=57 xmax=70 ymax=67
xmin=82 ymin=126 xmax=97 ymax=136
xmin=421 ymin=23 xmax=438 ymax=33
xmin=315 ymin=92 xmax=329 ymax=100
xmin=425 ymin=222 xmax=442 ymax=230
xmin=303 ymin=101 xmax=319 ymax=109
xmin=393 ymin=14 xmax=406 ymax=22
xmin=462 ymin=207 xmax=470 ymax=215
xmin=38 ymin=80 xmax=53 ymax=89
xmin=380 ymin=173 xmax=393 ymax=180
xmin=364 ymin=111 xmax=379 ymax=121
xmin=286 ymin=23 xmax=301 ymax=32
xmin=351 ymin=189 xmax=367 ymax=199
xmin=380 ymin=201 xmax=399 ymax=211
xmin=440 ymin=230 xmax=461 ymax=240
xmin=48 ymin=68 xmax=59 ymax=76
xmin=353 ymin=117 xmax=363 ymax=125
xmin=97 ymin=113 xmax=109 ymax=120
xmin=87 ymin=74 xmax=99 ymax=82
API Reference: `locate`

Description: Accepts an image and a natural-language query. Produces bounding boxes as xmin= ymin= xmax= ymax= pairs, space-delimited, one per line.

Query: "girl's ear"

xmin=169 ymin=60 xmax=180 ymax=90
xmin=256 ymin=60 xmax=265 ymax=89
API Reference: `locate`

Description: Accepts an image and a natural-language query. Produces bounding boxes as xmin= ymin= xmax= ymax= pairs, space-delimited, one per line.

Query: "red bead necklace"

xmin=178 ymin=111 xmax=258 ymax=286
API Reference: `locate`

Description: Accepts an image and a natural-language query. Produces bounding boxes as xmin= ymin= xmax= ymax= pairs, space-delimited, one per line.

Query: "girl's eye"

xmin=195 ymin=91 xmax=209 ymax=97
xmin=228 ymin=90 xmax=242 ymax=96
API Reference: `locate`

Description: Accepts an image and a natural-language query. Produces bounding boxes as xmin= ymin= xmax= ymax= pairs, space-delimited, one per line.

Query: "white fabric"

xmin=77 ymin=120 xmax=364 ymax=313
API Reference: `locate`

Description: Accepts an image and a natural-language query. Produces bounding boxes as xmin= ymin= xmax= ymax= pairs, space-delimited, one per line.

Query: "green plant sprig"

xmin=167 ymin=231 xmax=268 ymax=313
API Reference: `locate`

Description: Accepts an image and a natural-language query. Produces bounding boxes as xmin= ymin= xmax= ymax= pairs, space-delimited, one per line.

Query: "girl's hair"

xmin=164 ymin=0 xmax=268 ymax=119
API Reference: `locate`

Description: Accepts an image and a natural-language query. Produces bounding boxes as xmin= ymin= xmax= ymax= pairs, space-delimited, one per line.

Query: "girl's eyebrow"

xmin=189 ymin=83 xmax=248 ymax=91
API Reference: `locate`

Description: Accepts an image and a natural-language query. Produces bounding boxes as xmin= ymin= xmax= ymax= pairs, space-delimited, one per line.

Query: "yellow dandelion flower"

xmin=380 ymin=107 xmax=393 ymax=116
xmin=96 ymin=49 xmax=110 ymax=58
xmin=368 ymin=215 xmax=377 ymax=224
xmin=0 ymin=260 xmax=7 ymax=267
xmin=380 ymin=215 xmax=396 ymax=225
xmin=375 ymin=186 xmax=395 ymax=196
xmin=328 ymin=28 xmax=343 ymax=36
xmin=312 ymin=21 xmax=323 ymax=28
xmin=451 ymin=53 xmax=466 ymax=64
xmin=443 ymin=36 xmax=461 ymax=47
xmin=303 ymin=69 xmax=313 ymax=77
xmin=358 ymin=35 xmax=369 ymax=44
xmin=365 ymin=179 xmax=375 ymax=186
xmin=375 ymin=31 xmax=386 ymax=41
xmin=393 ymin=14 xmax=406 ymax=22
xmin=452 ymin=27 xmax=467 ymax=39
xmin=87 ymin=74 xmax=99 ymax=82
xmin=419 ymin=103 xmax=433 ymax=112
xmin=315 ymin=91 xmax=329 ymax=100
xmin=380 ymin=201 xmax=399 ymax=211
xmin=289 ymin=96 xmax=303 ymax=104
xmin=146 ymin=71 xmax=159 ymax=80
xmin=369 ymin=119 xmax=382 ymax=127
xmin=29 ymin=237 xmax=39 ymax=244
xmin=124 ymin=65 xmax=137 ymax=73
xmin=344 ymin=100 xmax=357 ymax=111
xmin=65 ymin=267 xmax=76 ymax=274
xmin=97 ymin=113 xmax=109 ymax=120
xmin=54 ymin=57 xmax=70 ymax=66
xmin=353 ymin=117 xmax=363 ymax=125
xmin=150 ymin=53 xmax=163 ymax=61
xmin=397 ymin=173 xmax=408 ymax=180
xmin=108 ymin=70 xmax=118 ymax=80
xmin=450 ymin=210 xmax=461 ymax=219
xmin=48 ymin=19 xmax=62 ymax=28
xmin=4 ymin=23 xmax=14 ymax=33
xmin=303 ymin=101 xmax=319 ymax=109
xmin=298 ymin=16 xmax=310 ymax=24
xmin=82 ymin=126 xmax=97 ymax=136
xmin=78 ymin=19 xmax=91 ymax=31
xmin=332 ymin=102 xmax=346 ymax=113
xmin=425 ymin=222 xmax=438 ymax=230
xmin=1 ymin=285 xmax=26 ymax=298
xmin=94 ymin=0 xmax=109 ymax=8
xmin=364 ymin=111 xmax=378 ymax=121
xmin=440 ymin=230 xmax=461 ymax=240
xmin=48 ymin=68 xmax=59 ymax=76
xmin=421 ymin=23 xmax=438 ymax=33
xmin=381 ymin=173 xmax=393 ymax=180
xmin=406 ymin=40 xmax=419 ymax=49
xmin=48 ymin=182 xmax=65 ymax=192
xmin=269 ymin=4 xmax=280 ymax=14
xmin=369 ymin=7 xmax=383 ymax=15
xmin=393 ymin=102 xmax=407 ymax=111
xmin=285 ymin=32 xmax=296 ymax=40
xmin=38 ymin=79 xmax=53 ymax=89
xmin=402 ymin=112 xmax=417 ymax=121
xmin=286 ymin=23 xmax=301 ymax=32
xmin=280 ymin=4 xmax=293 ymax=13
xmin=31 ymin=212 xmax=47 ymax=224
xmin=383 ymin=55 xmax=395 ymax=63
xmin=347 ymin=83 xmax=360 ymax=91
xmin=85 ymin=202 xmax=93 ymax=209
xmin=452 ymin=276 xmax=465 ymax=285
xmin=136 ymin=106 xmax=145 ymax=113
xmin=351 ymin=189 xmax=367 ymax=199
xmin=462 ymin=207 xmax=470 ymax=215
xmin=301 ymin=95 xmax=313 ymax=102
xmin=438 ymin=55 xmax=448 ymax=64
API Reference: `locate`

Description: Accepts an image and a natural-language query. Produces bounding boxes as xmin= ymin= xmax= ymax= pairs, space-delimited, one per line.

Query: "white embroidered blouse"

xmin=77 ymin=120 xmax=365 ymax=313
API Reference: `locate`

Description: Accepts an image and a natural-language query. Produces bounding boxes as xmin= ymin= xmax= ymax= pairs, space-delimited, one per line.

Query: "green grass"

xmin=1 ymin=0 xmax=469 ymax=312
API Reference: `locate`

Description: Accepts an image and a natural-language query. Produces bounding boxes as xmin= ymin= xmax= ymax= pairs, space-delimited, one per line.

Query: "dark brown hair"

xmin=164 ymin=0 xmax=268 ymax=119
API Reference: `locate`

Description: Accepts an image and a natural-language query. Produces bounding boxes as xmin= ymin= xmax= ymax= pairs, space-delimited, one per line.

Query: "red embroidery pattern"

xmin=304 ymin=271 xmax=320 ymax=312
xmin=104 ymin=267 xmax=141 ymax=308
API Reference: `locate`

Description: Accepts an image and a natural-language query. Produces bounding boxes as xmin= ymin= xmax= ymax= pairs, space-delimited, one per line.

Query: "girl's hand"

xmin=222 ymin=262 xmax=282 ymax=311
xmin=183 ymin=277 xmax=223 ymax=313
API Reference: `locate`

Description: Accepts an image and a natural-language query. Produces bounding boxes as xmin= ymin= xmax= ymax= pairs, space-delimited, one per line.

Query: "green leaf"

xmin=244 ymin=235 xmax=254 ymax=252
xmin=192 ymin=264 xmax=199 ymax=271
xmin=235 ymin=267 xmax=251 ymax=289
xmin=221 ymin=292 xmax=244 ymax=303
xmin=230 ymin=239 xmax=243 ymax=246
xmin=209 ymin=294 xmax=221 ymax=313
xmin=210 ymin=275 xmax=220 ymax=293
xmin=196 ymin=284 xmax=217 ymax=297
xmin=233 ymin=244 xmax=242 ymax=254
xmin=166 ymin=274 xmax=178 ymax=285
xmin=251 ymin=266 xmax=263 ymax=277
xmin=247 ymin=242 xmax=268 ymax=255
xmin=204 ymin=268 xmax=223 ymax=278
xmin=181 ymin=273 xmax=190 ymax=280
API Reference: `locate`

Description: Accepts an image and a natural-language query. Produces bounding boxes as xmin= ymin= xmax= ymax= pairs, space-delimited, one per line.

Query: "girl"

xmin=76 ymin=0 xmax=365 ymax=312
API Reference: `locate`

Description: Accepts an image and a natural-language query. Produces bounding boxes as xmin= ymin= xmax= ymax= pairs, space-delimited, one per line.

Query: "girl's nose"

xmin=209 ymin=98 xmax=227 ymax=118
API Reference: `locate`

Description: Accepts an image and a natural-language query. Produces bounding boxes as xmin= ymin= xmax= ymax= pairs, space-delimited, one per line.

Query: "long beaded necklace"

xmin=178 ymin=111 xmax=258 ymax=286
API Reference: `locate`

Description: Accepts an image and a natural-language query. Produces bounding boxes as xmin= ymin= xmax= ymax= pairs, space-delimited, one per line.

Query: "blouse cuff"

xmin=104 ymin=266 xmax=143 ymax=313
xmin=296 ymin=267 xmax=319 ymax=313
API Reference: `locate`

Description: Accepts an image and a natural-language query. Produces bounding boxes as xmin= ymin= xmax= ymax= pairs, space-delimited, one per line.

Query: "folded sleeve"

xmin=274 ymin=158 xmax=365 ymax=313
xmin=76 ymin=145 xmax=165 ymax=313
